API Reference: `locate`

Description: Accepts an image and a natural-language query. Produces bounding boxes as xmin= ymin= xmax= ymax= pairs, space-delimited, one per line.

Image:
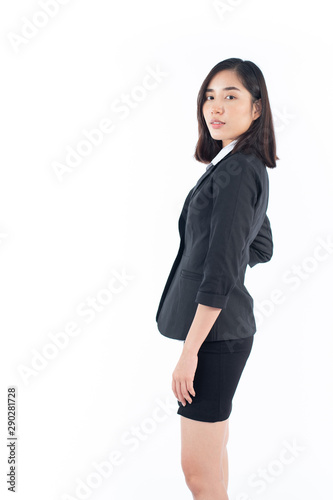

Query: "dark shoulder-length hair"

xmin=194 ymin=58 xmax=279 ymax=169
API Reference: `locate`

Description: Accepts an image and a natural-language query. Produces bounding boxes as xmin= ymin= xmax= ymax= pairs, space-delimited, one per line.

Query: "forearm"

xmin=183 ymin=303 xmax=222 ymax=355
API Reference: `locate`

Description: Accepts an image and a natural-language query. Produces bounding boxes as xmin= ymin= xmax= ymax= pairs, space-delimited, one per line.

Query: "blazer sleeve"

xmin=195 ymin=159 xmax=261 ymax=310
xmin=248 ymin=214 xmax=273 ymax=268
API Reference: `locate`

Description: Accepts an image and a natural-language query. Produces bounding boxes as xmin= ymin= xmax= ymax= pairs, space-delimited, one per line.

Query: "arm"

xmin=183 ymin=304 xmax=222 ymax=355
xmin=184 ymin=157 xmax=258 ymax=353
xmin=195 ymin=155 xmax=260 ymax=309
xmin=172 ymin=157 xmax=261 ymax=407
xmin=248 ymin=214 xmax=273 ymax=267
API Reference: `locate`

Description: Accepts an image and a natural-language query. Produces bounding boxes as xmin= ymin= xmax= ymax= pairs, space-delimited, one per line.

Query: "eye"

xmin=204 ymin=95 xmax=236 ymax=101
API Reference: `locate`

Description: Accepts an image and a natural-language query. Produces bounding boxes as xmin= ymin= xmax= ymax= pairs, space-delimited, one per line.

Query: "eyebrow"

xmin=205 ymin=86 xmax=241 ymax=92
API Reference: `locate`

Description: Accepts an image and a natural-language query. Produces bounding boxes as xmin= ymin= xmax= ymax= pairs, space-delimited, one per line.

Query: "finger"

xmin=189 ymin=383 xmax=196 ymax=398
xmin=182 ymin=380 xmax=192 ymax=405
xmin=173 ymin=377 xmax=181 ymax=403
xmin=185 ymin=380 xmax=195 ymax=403
xmin=177 ymin=380 xmax=186 ymax=406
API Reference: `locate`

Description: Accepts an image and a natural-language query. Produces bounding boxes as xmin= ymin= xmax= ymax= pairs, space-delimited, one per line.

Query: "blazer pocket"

xmin=180 ymin=269 xmax=203 ymax=281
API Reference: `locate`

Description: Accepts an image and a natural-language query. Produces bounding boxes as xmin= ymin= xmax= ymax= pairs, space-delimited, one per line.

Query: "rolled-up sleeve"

xmin=248 ymin=214 xmax=273 ymax=268
xmin=195 ymin=158 xmax=259 ymax=309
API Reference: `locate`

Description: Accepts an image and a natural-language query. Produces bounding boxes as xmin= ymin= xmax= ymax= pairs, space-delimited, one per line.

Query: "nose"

xmin=210 ymin=101 xmax=224 ymax=114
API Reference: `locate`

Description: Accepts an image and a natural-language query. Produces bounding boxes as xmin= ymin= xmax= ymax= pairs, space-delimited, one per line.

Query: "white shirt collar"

xmin=207 ymin=139 xmax=238 ymax=170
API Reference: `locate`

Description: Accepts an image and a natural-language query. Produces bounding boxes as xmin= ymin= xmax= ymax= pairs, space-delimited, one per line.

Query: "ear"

xmin=253 ymin=98 xmax=262 ymax=120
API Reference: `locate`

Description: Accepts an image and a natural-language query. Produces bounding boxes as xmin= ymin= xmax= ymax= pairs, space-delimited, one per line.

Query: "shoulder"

xmin=223 ymin=150 xmax=266 ymax=172
xmin=212 ymin=151 xmax=266 ymax=186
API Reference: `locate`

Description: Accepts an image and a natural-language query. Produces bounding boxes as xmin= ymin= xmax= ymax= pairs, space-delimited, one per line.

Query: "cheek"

xmin=233 ymin=105 xmax=252 ymax=124
xmin=202 ymin=103 xmax=209 ymax=114
xmin=202 ymin=105 xmax=211 ymax=121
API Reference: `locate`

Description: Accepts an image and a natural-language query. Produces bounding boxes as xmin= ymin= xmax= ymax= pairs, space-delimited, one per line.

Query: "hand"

xmin=172 ymin=350 xmax=197 ymax=407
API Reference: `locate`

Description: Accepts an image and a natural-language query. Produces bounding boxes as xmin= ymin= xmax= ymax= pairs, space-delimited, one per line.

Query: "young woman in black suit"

xmin=156 ymin=58 xmax=278 ymax=500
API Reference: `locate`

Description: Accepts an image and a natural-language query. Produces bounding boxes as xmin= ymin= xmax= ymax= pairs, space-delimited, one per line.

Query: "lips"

xmin=211 ymin=120 xmax=225 ymax=129
xmin=210 ymin=120 xmax=225 ymax=124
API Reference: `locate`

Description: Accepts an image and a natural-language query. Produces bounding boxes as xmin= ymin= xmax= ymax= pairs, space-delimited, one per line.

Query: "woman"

xmin=156 ymin=58 xmax=278 ymax=500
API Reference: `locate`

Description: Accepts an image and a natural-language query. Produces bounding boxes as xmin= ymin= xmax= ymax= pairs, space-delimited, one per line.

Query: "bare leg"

xmin=180 ymin=415 xmax=229 ymax=500
xmin=221 ymin=419 xmax=229 ymax=490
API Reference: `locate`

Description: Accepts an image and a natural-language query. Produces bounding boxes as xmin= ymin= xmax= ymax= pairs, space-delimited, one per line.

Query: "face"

xmin=202 ymin=69 xmax=261 ymax=148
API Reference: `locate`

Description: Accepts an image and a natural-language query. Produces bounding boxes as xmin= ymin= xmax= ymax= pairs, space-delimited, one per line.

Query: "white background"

xmin=0 ymin=1 xmax=332 ymax=499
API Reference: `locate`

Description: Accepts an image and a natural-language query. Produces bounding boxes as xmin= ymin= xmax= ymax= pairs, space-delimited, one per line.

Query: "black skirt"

xmin=177 ymin=335 xmax=254 ymax=422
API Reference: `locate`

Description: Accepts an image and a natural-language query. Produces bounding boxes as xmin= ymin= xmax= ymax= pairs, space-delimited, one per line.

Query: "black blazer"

xmin=156 ymin=150 xmax=273 ymax=342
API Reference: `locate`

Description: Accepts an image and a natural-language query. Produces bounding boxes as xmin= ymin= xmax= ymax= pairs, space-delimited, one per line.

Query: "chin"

xmin=211 ymin=133 xmax=224 ymax=141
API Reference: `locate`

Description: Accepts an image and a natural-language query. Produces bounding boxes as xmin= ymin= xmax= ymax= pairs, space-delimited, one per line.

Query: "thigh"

xmin=177 ymin=336 xmax=254 ymax=422
xmin=180 ymin=415 xmax=229 ymax=480
xmin=218 ymin=336 xmax=254 ymax=416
